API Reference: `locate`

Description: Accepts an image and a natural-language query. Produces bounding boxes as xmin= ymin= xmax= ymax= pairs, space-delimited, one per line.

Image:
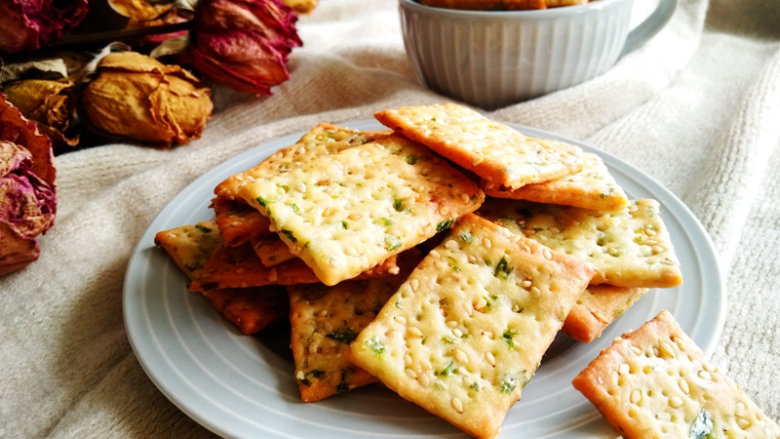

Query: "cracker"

xmin=563 ymin=284 xmax=648 ymax=343
xmin=349 ymin=214 xmax=593 ymax=439
xmin=287 ymin=251 xmax=421 ymax=402
xmin=374 ymin=103 xmax=583 ymax=190
xmin=572 ymin=310 xmax=780 ymax=438
xmin=202 ymin=286 xmax=289 ymax=335
xmin=238 ymin=133 xmax=485 ymax=286
xmin=154 ymin=222 xmax=287 ymax=334
xmin=483 ymin=152 xmax=628 ymax=211
xmin=212 ymin=196 xmax=272 ymax=247
xmin=251 ymin=235 xmax=295 ymax=267
xmin=154 ymin=220 xmax=222 ymax=281
xmin=189 ymin=243 xmax=401 ymax=292
xmin=477 ymin=198 xmax=683 ymax=288
xmin=215 ymin=123 xmax=386 ymax=200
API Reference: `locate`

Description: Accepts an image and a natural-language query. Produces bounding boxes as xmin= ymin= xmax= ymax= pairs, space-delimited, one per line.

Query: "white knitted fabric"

xmin=1 ymin=0 xmax=777 ymax=437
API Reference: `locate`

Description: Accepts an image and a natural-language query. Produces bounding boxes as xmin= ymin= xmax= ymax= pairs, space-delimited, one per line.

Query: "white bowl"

xmin=399 ymin=0 xmax=675 ymax=109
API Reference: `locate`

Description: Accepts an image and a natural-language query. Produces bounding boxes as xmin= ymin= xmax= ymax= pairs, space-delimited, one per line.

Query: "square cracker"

xmin=483 ymin=152 xmax=628 ymax=212
xmin=202 ymin=286 xmax=289 ymax=335
xmin=563 ymin=284 xmax=648 ymax=343
xmin=239 ymin=133 xmax=485 ymax=286
xmin=349 ymin=214 xmax=593 ymax=439
xmin=251 ymin=235 xmax=295 ymax=267
xmin=215 ymin=123 xmax=387 ymax=200
xmin=572 ymin=310 xmax=780 ymax=438
xmin=477 ymin=198 xmax=683 ymax=288
xmin=189 ymin=243 xmax=400 ymax=292
xmin=154 ymin=221 xmax=222 ymax=281
xmin=374 ymin=103 xmax=583 ymax=190
xmin=212 ymin=197 xmax=272 ymax=247
xmin=287 ymin=251 xmax=420 ymax=402
xmin=153 ymin=222 xmax=286 ymax=334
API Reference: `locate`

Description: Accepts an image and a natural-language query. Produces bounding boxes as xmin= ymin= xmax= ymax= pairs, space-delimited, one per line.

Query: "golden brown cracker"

xmin=251 ymin=235 xmax=296 ymax=267
xmin=478 ymin=198 xmax=683 ymax=288
xmin=212 ymin=196 xmax=272 ymax=247
xmin=215 ymin=123 xmax=387 ymax=201
xmin=349 ymin=214 xmax=593 ymax=439
xmin=202 ymin=286 xmax=289 ymax=335
xmin=154 ymin=220 xmax=222 ymax=281
xmin=483 ymin=152 xmax=628 ymax=211
xmin=563 ymin=284 xmax=648 ymax=343
xmin=239 ymin=133 xmax=484 ymax=286
xmin=374 ymin=103 xmax=583 ymax=190
xmin=572 ymin=310 xmax=780 ymax=438
xmin=190 ymin=243 xmax=401 ymax=292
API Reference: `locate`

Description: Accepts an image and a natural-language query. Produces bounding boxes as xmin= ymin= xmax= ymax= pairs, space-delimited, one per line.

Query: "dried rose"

xmin=81 ymin=51 xmax=213 ymax=147
xmin=0 ymin=96 xmax=57 ymax=276
xmin=0 ymin=141 xmax=56 ymax=275
xmin=0 ymin=0 xmax=90 ymax=55
xmin=190 ymin=0 xmax=302 ymax=95
xmin=0 ymin=94 xmax=56 ymax=189
xmin=3 ymin=79 xmax=79 ymax=148
xmin=0 ymin=141 xmax=56 ymax=239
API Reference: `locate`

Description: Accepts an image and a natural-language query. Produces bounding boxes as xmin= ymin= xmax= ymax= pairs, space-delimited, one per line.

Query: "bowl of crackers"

xmin=399 ymin=0 xmax=676 ymax=109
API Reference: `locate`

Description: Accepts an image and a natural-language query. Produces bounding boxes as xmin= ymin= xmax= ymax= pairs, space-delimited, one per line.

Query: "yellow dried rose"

xmin=81 ymin=51 xmax=213 ymax=147
xmin=3 ymin=79 xmax=79 ymax=148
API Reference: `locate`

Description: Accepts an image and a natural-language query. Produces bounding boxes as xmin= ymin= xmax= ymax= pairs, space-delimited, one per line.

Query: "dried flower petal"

xmin=0 ymin=94 xmax=56 ymax=189
xmin=0 ymin=0 xmax=90 ymax=55
xmin=191 ymin=0 xmax=302 ymax=94
xmin=0 ymin=141 xmax=56 ymax=239
xmin=81 ymin=51 xmax=213 ymax=147
xmin=3 ymin=79 xmax=79 ymax=148
xmin=0 ymin=96 xmax=57 ymax=276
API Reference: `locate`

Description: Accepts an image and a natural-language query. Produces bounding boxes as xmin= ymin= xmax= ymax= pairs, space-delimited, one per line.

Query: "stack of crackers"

xmin=155 ymin=103 xmax=778 ymax=439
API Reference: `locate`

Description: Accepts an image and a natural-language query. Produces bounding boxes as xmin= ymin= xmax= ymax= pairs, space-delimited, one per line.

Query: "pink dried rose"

xmin=0 ymin=0 xmax=90 ymax=55
xmin=190 ymin=0 xmax=302 ymax=95
xmin=0 ymin=96 xmax=57 ymax=276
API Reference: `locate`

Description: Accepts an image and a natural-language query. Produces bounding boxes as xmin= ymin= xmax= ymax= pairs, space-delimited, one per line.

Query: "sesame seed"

xmin=445 ymin=239 xmax=458 ymax=249
xmin=451 ymin=397 xmax=464 ymax=413
xmin=420 ymin=359 xmax=432 ymax=371
xmin=453 ymin=328 xmax=463 ymax=337
xmin=418 ymin=373 xmax=431 ymax=387
xmin=521 ymin=280 xmax=532 ymax=289
xmin=736 ymin=416 xmax=751 ymax=430
xmin=410 ymin=279 xmax=419 ymax=291
xmin=405 ymin=368 xmax=417 ymax=379
xmin=618 ymin=363 xmax=630 ymax=375
xmin=678 ymin=379 xmax=689 ymax=395
xmin=446 ymin=320 xmax=458 ymax=328
xmin=404 ymin=354 xmax=413 ymax=366
xmin=394 ymin=315 xmax=407 ymax=325
xmin=482 ymin=237 xmax=492 ymax=249
xmin=453 ymin=348 xmax=468 ymax=364
xmin=348 ymin=213 xmax=362 ymax=220
xmin=475 ymin=298 xmax=487 ymax=310
xmin=630 ymin=389 xmax=642 ymax=404
xmin=668 ymin=396 xmax=683 ymax=408
xmin=407 ymin=327 xmax=423 ymax=338
xmin=630 ymin=346 xmax=643 ymax=356
xmin=485 ymin=352 xmax=496 ymax=367
xmin=429 ymin=249 xmax=441 ymax=258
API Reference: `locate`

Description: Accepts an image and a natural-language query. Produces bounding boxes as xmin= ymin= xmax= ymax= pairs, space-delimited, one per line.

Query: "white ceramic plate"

xmin=123 ymin=120 xmax=725 ymax=439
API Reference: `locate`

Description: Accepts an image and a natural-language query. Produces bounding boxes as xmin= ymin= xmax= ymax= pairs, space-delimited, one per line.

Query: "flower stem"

xmin=49 ymin=21 xmax=193 ymax=51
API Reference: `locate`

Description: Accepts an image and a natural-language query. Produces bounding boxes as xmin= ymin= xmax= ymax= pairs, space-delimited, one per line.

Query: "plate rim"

xmin=123 ymin=119 xmax=726 ymax=439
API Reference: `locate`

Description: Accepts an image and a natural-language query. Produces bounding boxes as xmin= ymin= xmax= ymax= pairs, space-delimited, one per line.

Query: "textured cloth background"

xmin=1 ymin=0 xmax=778 ymax=437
